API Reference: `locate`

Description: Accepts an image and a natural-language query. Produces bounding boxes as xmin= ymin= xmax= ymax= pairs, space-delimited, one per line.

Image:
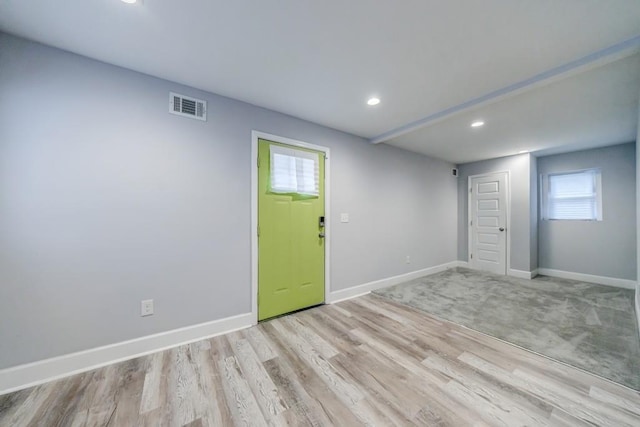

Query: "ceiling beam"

xmin=370 ymin=34 xmax=640 ymax=144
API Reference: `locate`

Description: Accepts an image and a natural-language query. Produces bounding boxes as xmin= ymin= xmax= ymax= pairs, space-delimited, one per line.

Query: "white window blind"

xmin=545 ymin=169 xmax=602 ymax=220
xmin=270 ymin=145 xmax=319 ymax=196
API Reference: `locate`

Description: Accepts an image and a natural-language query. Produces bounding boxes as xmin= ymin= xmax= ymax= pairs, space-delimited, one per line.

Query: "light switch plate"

xmin=340 ymin=213 xmax=349 ymax=223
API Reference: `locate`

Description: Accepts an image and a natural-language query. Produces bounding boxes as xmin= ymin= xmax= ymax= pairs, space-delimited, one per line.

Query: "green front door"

xmin=258 ymin=139 xmax=325 ymax=321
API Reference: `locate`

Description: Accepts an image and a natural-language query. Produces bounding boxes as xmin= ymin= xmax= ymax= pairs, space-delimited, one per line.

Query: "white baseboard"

xmin=327 ymin=260 xmax=459 ymax=304
xmin=0 ymin=312 xmax=253 ymax=395
xmin=537 ymin=268 xmax=636 ymax=290
xmin=508 ymin=268 xmax=538 ymax=280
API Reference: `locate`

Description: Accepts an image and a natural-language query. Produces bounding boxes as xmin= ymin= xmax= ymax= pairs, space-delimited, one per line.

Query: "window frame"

xmin=540 ymin=168 xmax=603 ymax=221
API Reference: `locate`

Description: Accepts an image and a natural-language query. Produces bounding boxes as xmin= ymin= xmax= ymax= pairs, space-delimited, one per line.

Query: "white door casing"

xmin=468 ymin=172 xmax=508 ymax=275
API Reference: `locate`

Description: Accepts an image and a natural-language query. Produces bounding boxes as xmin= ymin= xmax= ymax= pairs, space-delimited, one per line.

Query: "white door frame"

xmin=250 ymin=130 xmax=331 ymax=325
xmin=467 ymin=170 xmax=511 ymax=275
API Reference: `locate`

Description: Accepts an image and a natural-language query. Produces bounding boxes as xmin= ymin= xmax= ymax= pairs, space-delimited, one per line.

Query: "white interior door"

xmin=469 ymin=172 xmax=508 ymax=275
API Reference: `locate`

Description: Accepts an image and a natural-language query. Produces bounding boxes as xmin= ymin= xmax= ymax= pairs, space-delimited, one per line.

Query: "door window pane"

xmin=270 ymin=145 xmax=319 ymax=196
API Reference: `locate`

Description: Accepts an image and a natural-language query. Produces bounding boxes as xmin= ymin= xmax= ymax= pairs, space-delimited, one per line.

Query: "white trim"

xmin=329 ymin=290 xmax=372 ymax=304
xmin=0 ymin=312 xmax=253 ymax=395
xmin=467 ymin=170 xmax=511 ymax=276
xmin=508 ymin=268 xmax=537 ymax=280
xmin=537 ymin=268 xmax=636 ymax=290
xmin=251 ymin=131 xmax=331 ymax=324
xmin=327 ymin=261 xmax=460 ymax=304
xmin=454 ymin=260 xmax=469 ymax=268
xmin=251 ymin=133 xmax=258 ymax=323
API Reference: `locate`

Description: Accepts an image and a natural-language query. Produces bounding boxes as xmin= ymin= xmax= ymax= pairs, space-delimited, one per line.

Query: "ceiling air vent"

xmin=169 ymin=92 xmax=207 ymax=121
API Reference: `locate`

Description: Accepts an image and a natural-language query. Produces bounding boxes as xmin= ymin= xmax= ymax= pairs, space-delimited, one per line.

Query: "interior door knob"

xmin=499 ymin=227 xmax=505 ymax=232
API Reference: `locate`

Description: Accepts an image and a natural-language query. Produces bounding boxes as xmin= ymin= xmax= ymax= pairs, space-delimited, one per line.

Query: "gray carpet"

xmin=373 ymin=267 xmax=640 ymax=391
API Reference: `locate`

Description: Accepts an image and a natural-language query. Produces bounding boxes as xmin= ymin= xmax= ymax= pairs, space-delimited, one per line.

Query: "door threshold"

xmin=259 ymin=303 xmax=325 ymax=322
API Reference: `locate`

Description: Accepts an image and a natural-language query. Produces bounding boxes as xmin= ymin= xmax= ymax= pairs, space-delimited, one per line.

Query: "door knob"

xmin=319 ymin=232 xmax=325 ymax=238
xmin=499 ymin=227 xmax=505 ymax=232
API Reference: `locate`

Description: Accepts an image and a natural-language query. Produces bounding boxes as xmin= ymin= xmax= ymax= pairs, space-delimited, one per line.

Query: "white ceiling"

xmin=1 ymin=1 xmax=639 ymax=163
xmin=387 ymin=54 xmax=640 ymax=163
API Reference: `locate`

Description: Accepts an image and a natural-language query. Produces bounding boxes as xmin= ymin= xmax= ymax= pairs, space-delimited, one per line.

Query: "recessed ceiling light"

xmin=367 ymin=97 xmax=380 ymax=106
xmin=121 ymin=0 xmax=137 ymax=4
xmin=470 ymin=121 xmax=484 ymax=128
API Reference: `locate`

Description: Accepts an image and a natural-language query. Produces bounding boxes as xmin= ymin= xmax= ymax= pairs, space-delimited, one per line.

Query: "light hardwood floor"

xmin=1 ymin=294 xmax=639 ymax=426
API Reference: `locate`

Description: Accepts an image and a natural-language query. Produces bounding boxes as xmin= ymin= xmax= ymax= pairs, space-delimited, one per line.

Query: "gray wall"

xmin=538 ymin=143 xmax=636 ymax=280
xmin=331 ymin=143 xmax=458 ymax=288
xmin=0 ymin=33 xmax=458 ymax=368
xmin=457 ymin=153 xmax=535 ymax=272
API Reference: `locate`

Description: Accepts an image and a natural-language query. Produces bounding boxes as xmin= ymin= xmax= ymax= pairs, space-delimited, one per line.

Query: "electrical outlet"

xmin=340 ymin=213 xmax=349 ymax=223
xmin=405 ymin=256 xmax=411 ymax=264
xmin=141 ymin=299 xmax=154 ymax=317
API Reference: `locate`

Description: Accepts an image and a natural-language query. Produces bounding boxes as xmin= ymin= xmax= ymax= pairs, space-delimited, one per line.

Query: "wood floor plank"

xmin=61 ymin=372 xmax=103 ymax=427
xmin=442 ymin=379 xmax=528 ymax=426
xmin=349 ymin=327 xmax=449 ymax=387
xmin=140 ymin=350 xmax=165 ymax=414
xmin=412 ymin=392 xmax=481 ymax=427
xmin=326 ymin=303 xmax=353 ymax=318
xmin=262 ymin=357 xmax=331 ymax=426
xmin=589 ymin=385 xmax=640 ymax=416
xmin=83 ymin=363 xmax=123 ymax=426
xmin=459 ymin=351 xmax=631 ymax=426
xmin=330 ymin=352 xmax=420 ymax=421
xmin=2 ymin=293 xmax=638 ymax=426
xmin=206 ymin=335 xmax=267 ymax=427
xmin=349 ymin=295 xmax=412 ymax=326
xmin=368 ymin=293 xmax=447 ymax=329
xmin=23 ymin=373 xmax=89 ymax=427
xmin=226 ymin=332 xmax=287 ymax=423
xmin=548 ymin=407 xmax=595 ymax=427
xmin=281 ymin=316 xmax=339 ymax=359
xmin=4 ymin=381 xmax=56 ymax=426
xmin=241 ymin=326 xmax=277 ymax=363
xmin=261 ymin=321 xmax=364 ymax=426
xmin=300 ymin=310 xmax=363 ymax=355
xmin=109 ymin=366 xmax=145 ymax=426
xmin=426 ymin=347 xmax=555 ymax=416
xmin=512 ymin=368 xmax=640 ymax=427
xmin=165 ymin=346 xmax=201 ymax=426
xmin=341 ymin=299 xmax=416 ymax=338
xmin=422 ymin=354 xmax=553 ymax=426
xmin=0 ymin=387 xmax=32 ymax=425
xmin=184 ymin=341 xmax=229 ymax=427
xmin=219 ymin=354 xmax=268 ymax=427
xmin=446 ymin=326 xmax=609 ymax=394
xmin=270 ymin=319 xmax=364 ymax=406
xmin=307 ymin=305 xmax=357 ymax=330
xmin=416 ymin=382 xmax=491 ymax=426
